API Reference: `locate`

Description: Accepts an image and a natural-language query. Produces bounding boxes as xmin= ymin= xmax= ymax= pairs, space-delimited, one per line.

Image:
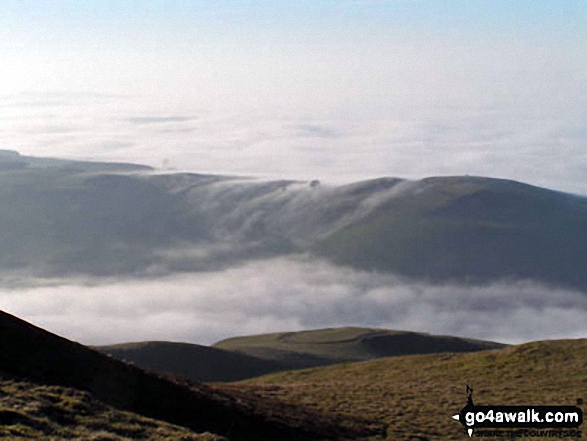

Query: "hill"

xmin=0 ymin=310 xmax=382 ymax=440
xmin=314 ymin=176 xmax=587 ymax=289
xmin=94 ymin=328 xmax=505 ymax=383
xmin=213 ymin=327 xmax=506 ymax=370
xmin=94 ymin=341 xmax=285 ymax=383
xmin=0 ymin=151 xmax=586 ymax=291
xmin=231 ymin=338 xmax=587 ymax=440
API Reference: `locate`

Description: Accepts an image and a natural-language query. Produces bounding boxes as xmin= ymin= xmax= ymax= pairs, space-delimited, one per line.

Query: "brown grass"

xmin=227 ymin=339 xmax=587 ymax=440
xmin=0 ymin=379 xmax=225 ymax=440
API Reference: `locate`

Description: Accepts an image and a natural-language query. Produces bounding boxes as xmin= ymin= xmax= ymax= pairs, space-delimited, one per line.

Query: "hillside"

xmin=0 ymin=151 xmax=586 ymax=291
xmin=0 ymin=310 xmax=381 ymax=440
xmin=0 ymin=379 xmax=223 ymax=440
xmin=94 ymin=341 xmax=285 ymax=383
xmin=214 ymin=327 xmax=506 ymax=369
xmin=231 ymin=339 xmax=587 ymax=440
xmin=315 ymin=176 xmax=587 ymax=289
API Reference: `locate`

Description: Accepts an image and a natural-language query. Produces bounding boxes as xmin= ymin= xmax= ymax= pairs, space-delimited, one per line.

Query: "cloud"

xmin=289 ymin=124 xmax=339 ymax=138
xmin=2 ymin=256 xmax=586 ymax=346
xmin=126 ymin=116 xmax=196 ymax=125
xmin=1 ymin=87 xmax=587 ymax=195
xmin=22 ymin=125 xmax=83 ymax=135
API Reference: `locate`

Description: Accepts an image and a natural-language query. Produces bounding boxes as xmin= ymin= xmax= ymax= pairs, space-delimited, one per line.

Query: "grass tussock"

xmin=0 ymin=379 xmax=225 ymax=440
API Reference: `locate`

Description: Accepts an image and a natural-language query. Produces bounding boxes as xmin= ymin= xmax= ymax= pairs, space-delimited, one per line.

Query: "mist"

xmin=1 ymin=1 xmax=586 ymax=350
xmin=2 ymin=256 xmax=586 ymax=346
xmin=0 ymin=88 xmax=585 ymax=196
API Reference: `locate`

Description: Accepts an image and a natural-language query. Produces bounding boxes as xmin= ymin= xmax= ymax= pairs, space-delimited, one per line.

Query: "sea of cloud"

xmin=0 ymin=88 xmax=586 ymax=196
xmin=1 ymin=256 xmax=586 ymax=346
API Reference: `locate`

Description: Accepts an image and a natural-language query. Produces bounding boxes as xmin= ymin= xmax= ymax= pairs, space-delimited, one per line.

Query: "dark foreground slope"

xmin=0 ymin=379 xmax=223 ymax=440
xmin=232 ymin=339 xmax=587 ymax=440
xmin=1 ymin=150 xmax=587 ymax=292
xmin=0 ymin=310 xmax=382 ymax=440
xmin=95 ymin=341 xmax=285 ymax=383
xmin=214 ymin=327 xmax=506 ymax=369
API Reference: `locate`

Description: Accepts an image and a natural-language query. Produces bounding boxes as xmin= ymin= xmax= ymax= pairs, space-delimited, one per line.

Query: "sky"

xmin=0 ymin=0 xmax=586 ymax=192
xmin=1 ymin=1 xmax=587 ymax=345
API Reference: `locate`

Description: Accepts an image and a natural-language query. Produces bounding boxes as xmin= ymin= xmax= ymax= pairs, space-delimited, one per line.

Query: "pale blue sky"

xmin=2 ymin=1 xmax=585 ymax=50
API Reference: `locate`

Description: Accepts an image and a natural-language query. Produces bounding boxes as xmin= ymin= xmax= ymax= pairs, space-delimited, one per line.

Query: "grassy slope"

xmin=94 ymin=341 xmax=285 ymax=383
xmin=232 ymin=339 xmax=587 ymax=440
xmin=315 ymin=177 xmax=587 ymax=290
xmin=0 ymin=379 xmax=223 ymax=440
xmin=214 ymin=327 xmax=506 ymax=369
xmin=0 ymin=310 xmax=378 ymax=441
xmin=0 ymin=166 xmax=176 ymax=276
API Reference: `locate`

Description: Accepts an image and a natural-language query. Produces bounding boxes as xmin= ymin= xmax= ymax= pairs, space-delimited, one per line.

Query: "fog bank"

xmin=2 ymin=256 xmax=585 ymax=346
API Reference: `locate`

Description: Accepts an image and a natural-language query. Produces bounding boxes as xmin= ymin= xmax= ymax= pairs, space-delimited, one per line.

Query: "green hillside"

xmin=315 ymin=176 xmax=587 ymax=289
xmin=95 ymin=341 xmax=285 ymax=383
xmin=313 ymin=177 xmax=587 ymax=289
xmin=214 ymin=327 xmax=506 ymax=369
xmin=233 ymin=339 xmax=587 ymax=440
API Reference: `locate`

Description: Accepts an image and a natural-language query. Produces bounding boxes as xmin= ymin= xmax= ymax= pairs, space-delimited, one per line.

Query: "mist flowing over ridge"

xmin=1 ymin=150 xmax=586 ymax=291
xmin=1 ymin=151 xmax=587 ymax=346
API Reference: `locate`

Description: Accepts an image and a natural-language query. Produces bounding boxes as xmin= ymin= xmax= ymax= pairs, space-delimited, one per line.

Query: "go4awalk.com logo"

xmin=452 ymin=386 xmax=583 ymax=438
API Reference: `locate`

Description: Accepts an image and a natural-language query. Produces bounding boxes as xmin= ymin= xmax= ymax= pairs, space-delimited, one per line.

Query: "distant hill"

xmin=0 ymin=149 xmax=151 ymax=172
xmin=314 ymin=176 xmax=587 ymax=289
xmin=0 ymin=151 xmax=586 ymax=291
xmin=94 ymin=341 xmax=285 ymax=383
xmin=234 ymin=338 xmax=587 ymax=440
xmin=95 ymin=328 xmax=505 ymax=384
xmin=0 ymin=310 xmax=381 ymax=440
xmin=214 ymin=327 xmax=506 ymax=369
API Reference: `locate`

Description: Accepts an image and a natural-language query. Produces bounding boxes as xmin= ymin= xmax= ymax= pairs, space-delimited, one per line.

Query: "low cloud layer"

xmin=1 ymin=90 xmax=587 ymax=196
xmin=2 ymin=256 xmax=586 ymax=347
